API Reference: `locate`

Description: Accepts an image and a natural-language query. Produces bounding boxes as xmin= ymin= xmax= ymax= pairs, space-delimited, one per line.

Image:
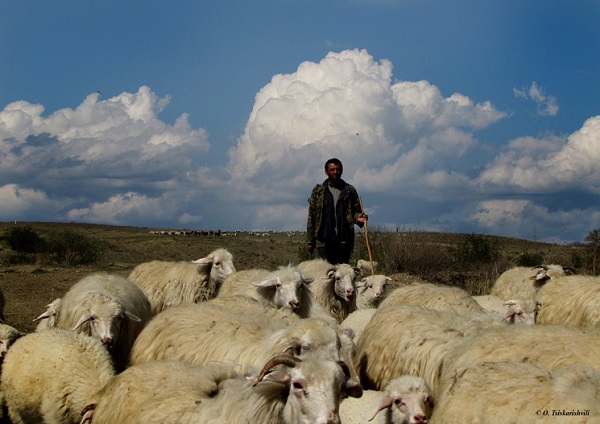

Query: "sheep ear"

xmin=253 ymin=277 xmax=280 ymax=288
xmin=191 ymin=256 xmax=212 ymax=265
xmin=33 ymin=309 xmax=53 ymax=322
xmin=72 ymin=313 xmax=93 ymax=330
xmin=124 ymin=311 xmax=142 ymax=322
xmin=326 ymin=269 xmax=336 ymax=279
xmin=368 ymin=395 xmax=393 ymax=421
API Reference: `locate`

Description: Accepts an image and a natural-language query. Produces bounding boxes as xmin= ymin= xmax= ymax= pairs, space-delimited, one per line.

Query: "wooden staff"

xmin=358 ymin=196 xmax=374 ymax=275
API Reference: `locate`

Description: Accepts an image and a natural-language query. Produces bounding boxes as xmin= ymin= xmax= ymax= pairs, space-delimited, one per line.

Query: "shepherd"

xmin=306 ymin=158 xmax=368 ymax=265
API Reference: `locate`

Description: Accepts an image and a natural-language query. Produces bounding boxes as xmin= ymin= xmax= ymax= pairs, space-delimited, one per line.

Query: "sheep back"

xmin=128 ymin=298 xmax=340 ymax=373
xmin=536 ymin=275 xmax=600 ymax=328
xmin=128 ymin=249 xmax=235 ymax=314
xmin=431 ymin=362 xmax=600 ymax=423
xmin=441 ymin=324 xmax=600 ymax=384
xmin=377 ymin=282 xmax=485 ymax=315
xmin=356 ymin=304 xmax=484 ymax=392
xmin=1 ymin=329 xmax=115 ymax=424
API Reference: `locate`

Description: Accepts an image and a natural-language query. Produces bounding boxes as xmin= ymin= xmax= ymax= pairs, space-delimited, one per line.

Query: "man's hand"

xmin=306 ymin=243 xmax=315 ymax=254
xmin=357 ymin=212 xmax=368 ymax=223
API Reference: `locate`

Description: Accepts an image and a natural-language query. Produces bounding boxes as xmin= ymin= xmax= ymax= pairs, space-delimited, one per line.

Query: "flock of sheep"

xmin=0 ymin=250 xmax=599 ymax=423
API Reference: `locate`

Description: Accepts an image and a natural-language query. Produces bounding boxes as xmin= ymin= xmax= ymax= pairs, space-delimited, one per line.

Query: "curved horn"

xmin=253 ymin=354 xmax=302 ymax=386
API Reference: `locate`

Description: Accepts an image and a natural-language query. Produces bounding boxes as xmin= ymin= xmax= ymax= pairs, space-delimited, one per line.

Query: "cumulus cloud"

xmin=513 ymin=81 xmax=559 ymax=116
xmin=478 ymin=115 xmax=600 ymax=192
xmin=2 ymin=50 xmax=598 ymax=242
xmin=0 ymin=86 xmax=210 ymax=226
xmin=228 ymin=49 xmax=506 ymax=203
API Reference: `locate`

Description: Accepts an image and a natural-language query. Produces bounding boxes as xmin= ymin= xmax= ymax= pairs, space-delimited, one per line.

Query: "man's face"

xmin=325 ymin=163 xmax=343 ymax=181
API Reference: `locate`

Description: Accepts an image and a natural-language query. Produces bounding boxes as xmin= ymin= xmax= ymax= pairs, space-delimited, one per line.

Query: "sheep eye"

xmin=292 ymin=381 xmax=306 ymax=394
xmin=394 ymin=398 xmax=405 ymax=407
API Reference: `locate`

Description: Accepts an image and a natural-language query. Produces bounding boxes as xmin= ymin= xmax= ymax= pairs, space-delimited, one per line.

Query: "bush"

xmin=453 ymin=233 xmax=500 ymax=269
xmin=354 ymin=225 xmax=453 ymax=280
xmin=45 ymin=229 xmax=102 ymax=266
xmin=4 ymin=226 xmax=46 ymax=253
xmin=516 ymin=250 xmax=545 ymax=267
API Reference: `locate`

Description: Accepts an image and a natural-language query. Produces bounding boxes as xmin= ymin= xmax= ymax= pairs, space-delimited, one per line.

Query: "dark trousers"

xmin=317 ymin=241 xmax=352 ymax=265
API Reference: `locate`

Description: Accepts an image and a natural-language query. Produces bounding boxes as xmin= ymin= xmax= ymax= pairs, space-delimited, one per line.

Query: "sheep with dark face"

xmin=128 ymin=248 xmax=236 ymax=315
xmin=54 ymin=273 xmax=151 ymax=371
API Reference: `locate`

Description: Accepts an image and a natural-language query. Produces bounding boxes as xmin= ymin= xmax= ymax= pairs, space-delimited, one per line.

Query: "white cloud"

xmin=479 ymin=115 xmax=600 ymax=192
xmin=470 ymin=199 xmax=600 ymax=243
xmin=66 ymin=192 xmax=170 ymax=225
xmin=228 ymin=49 xmax=506 ymax=204
xmin=513 ymin=81 xmax=559 ymax=117
xmin=3 ymin=50 xmax=598 ymax=242
xmin=0 ymin=86 xmax=212 ymax=226
xmin=0 ymin=184 xmax=52 ymax=217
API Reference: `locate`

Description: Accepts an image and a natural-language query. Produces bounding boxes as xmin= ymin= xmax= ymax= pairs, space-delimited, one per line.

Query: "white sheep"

xmin=472 ymin=295 xmax=539 ymax=325
xmin=1 ymin=329 xmax=115 ymax=424
xmin=128 ymin=296 xmax=362 ymax=397
xmin=0 ymin=323 xmax=24 ymax=359
xmin=83 ymin=353 xmax=354 ymax=424
xmin=32 ymin=297 xmax=62 ymax=332
xmin=54 ymin=273 xmax=152 ymax=371
xmin=297 ymin=259 xmax=360 ymax=323
xmin=340 ymin=375 xmax=434 ymax=424
xmin=490 ymin=264 xmax=573 ymax=301
xmin=340 ymin=308 xmax=377 ymax=343
xmin=431 ymin=362 xmax=600 ymax=423
xmin=218 ymin=265 xmax=314 ymax=317
xmin=357 ymin=258 xmax=379 ymax=275
xmin=376 ymin=281 xmax=485 ymax=315
xmin=439 ymin=324 xmax=600 ymax=382
xmin=536 ymin=274 xmax=600 ymax=328
xmin=356 ymin=274 xmax=392 ymax=309
xmin=127 ymin=247 xmax=235 ymax=315
xmin=355 ymin=304 xmax=492 ymax=392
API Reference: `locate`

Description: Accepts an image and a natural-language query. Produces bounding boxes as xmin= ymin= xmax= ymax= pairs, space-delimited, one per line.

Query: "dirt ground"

xmin=0 ymin=265 xmax=130 ymax=333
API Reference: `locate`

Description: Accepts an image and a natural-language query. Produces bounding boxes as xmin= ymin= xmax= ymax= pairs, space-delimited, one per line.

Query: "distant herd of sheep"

xmin=1 ymin=251 xmax=600 ymax=423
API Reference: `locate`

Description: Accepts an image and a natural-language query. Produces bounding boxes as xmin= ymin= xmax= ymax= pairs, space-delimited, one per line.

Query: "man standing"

xmin=306 ymin=158 xmax=368 ymax=264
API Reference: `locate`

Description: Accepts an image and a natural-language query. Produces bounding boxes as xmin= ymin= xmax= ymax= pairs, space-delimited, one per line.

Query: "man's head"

xmin=324 ymin=158 xmax=343 ymax=184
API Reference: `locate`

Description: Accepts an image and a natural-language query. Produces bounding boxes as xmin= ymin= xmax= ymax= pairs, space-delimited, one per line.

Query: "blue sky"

xmin=1 ymin=0 xmax=599 ymax=243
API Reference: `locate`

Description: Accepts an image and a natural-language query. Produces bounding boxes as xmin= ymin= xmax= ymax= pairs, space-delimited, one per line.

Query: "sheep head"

xmin=326 ymin=264 xmax=360 ymax=302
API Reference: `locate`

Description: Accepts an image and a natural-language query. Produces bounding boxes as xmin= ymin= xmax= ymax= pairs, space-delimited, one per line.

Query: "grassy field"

xmin=0 ymin=221 xmax=589 ymax=332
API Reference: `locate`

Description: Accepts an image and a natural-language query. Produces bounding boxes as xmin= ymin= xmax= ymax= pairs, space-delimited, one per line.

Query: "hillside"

xmin=0 ymin=221 xmax=586 ymax=332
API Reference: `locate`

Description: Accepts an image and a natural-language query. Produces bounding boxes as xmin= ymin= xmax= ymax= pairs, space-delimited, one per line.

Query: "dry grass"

xmin=0 ymin=221 xmax=588 ymax=333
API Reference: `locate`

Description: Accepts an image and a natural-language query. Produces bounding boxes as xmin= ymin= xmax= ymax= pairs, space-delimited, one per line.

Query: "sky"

xmin=1 ymin=0 xmax=600 ymax=243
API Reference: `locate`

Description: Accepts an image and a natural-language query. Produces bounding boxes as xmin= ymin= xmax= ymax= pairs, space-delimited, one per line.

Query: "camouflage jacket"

xmin=306 ymin=179 xmax=364 ymax=246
